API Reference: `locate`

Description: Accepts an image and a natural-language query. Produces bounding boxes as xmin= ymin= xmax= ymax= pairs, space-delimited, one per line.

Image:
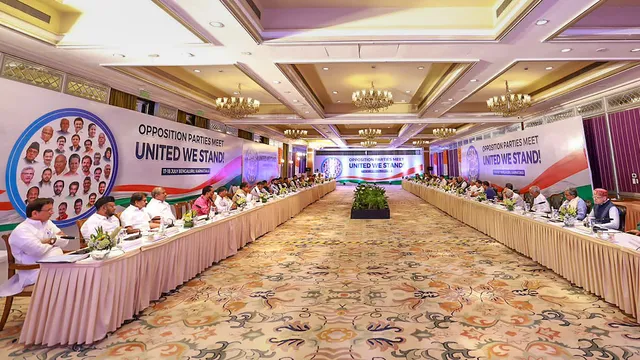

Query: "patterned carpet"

xmin=1 ymin=185 xmax=640 ymax=359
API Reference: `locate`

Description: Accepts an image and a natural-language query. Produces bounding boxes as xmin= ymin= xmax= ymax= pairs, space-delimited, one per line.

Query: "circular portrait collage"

xmin=7 ymin=109 xmax=118 ymax=227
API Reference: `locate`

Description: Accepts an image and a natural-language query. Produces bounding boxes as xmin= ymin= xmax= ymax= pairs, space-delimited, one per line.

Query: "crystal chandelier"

xmin=412 ymin=140 xmax=430 ymax=147
xmin=284 ymin=129 xmax=308 ymax=139
xmin=433 ymin=128 xmax=457 ymax=138
xmin=358 ymin=128 xmax=382 ymax=139
xmin=215 ymin=84 xmax=260 ymax=118
xmin=487 ymin=81 xmax=531 ymax=117
xmin=361 ymin=140 xmax=377 ymax=148
xmin=352 ymin=82 xmax=394 ymax=112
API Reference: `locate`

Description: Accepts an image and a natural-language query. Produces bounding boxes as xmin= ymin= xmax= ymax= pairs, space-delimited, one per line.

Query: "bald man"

xmin=40 ymin=126 xmax=54 ymax=144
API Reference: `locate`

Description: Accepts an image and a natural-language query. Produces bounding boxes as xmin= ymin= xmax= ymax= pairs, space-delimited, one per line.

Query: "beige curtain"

xmin=177 ymin=110 xmax=188 ymax=124
xmin=195 ymin=116 xmax=208 ymax=129
xmin=282 ymin=143 xmax=289 ymax=178
xmin=109 ymin=89 xmax=137 ymax=110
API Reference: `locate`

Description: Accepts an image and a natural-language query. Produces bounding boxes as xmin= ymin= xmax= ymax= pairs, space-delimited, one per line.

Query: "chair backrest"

xmin=549 ymin=194 xmax=565 ymax=210
xmin=76 ymin=219 xmax=88 ymax=248
xmin=616 ymin=205 xmax=627 ymax=231
xmin=586 ymin=199 xmax=594 ymax=215
xmin=174 ymin=202 xmax=190 ymax=219
xmin=2 ymin=234 xmax=16 ymax=278
xmin=523 ymin=192 xmax=533 ymax=207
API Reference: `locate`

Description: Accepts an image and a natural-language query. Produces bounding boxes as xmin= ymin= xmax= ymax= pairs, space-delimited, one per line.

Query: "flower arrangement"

xmin=443 ymin=184 xmax=451 ymax=192
xmin=457 ymin=187 xmax=465 ymax=195
xmin=236 ymin=197 xmax=247 ymax=208
xmin=279 ymin=187 xmax=289 ymax=195
xmin=260 ymin=193 xmax=269 ymax=203
xmin=88 ymin=226 xmax=117 ymax=252
xmin=559 ymin=206 xmax=578 ymax=226
xmin=476 ymin=193 xmax=487 ymax=202
xmin=183 ymin=210 xmax=197 ymax=228
xmin=503 ymin=198 xmax=516 ymax=211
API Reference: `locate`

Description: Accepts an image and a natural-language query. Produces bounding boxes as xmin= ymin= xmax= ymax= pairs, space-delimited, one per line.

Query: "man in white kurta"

xmin=233 ymin=182 xmax=252 ymax=203
xmin=121 ymin=192 xmax=157 ymax=232
xmin=215 ymin=187 xmax=235 ymax=212
xmin=81 ymin=196 xmax=120 ymax=239
xmin=0 ymin=198 xmax=68 ymax=296
xmin=530 ymin=186 xmax=551 ymax=213
xmin=145 ymin=187 xmax=176 ymax=222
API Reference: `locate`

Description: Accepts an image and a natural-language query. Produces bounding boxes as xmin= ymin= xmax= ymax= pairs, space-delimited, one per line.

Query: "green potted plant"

xmin=351 ymin=184 xmax=390 ymax=219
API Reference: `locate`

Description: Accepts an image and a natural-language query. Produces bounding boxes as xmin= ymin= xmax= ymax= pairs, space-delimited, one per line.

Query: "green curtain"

xmin=109 ymin=89 xmax=137 ymax=110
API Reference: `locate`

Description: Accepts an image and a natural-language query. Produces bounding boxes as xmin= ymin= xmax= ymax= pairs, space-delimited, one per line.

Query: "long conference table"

xmin=20 ymin=181 xmax=336 ymax=346
xmin=403 ymin=180 xmax=640 ymax=321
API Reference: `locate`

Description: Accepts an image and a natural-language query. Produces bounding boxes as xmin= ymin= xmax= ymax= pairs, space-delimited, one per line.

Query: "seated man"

xmin=288 ymin=177 xmax=298 ymax=190
xmin=560 ymin=187 xmax=588 ymax=220
xmin=530 ymin=186 xmax=550 ymax=213
xmin=483 ymin=181 xmax=497 ymax=200
xmin=470 ymin=180 xmax=485 ymax=197
xmin=627 ymin=222 xmax=640 ymax=236
xmin=214 ymin=187 xmax=236 ymax=212
xmin=81 ymin=196 xmax=120 ymax=239
xmin=120 ymin=192 xmax=158 ymax=232
xmin=0 ymin=198 xmax=69 ymax=296
xmin=146 ymin=187 xmax=176 ymax=223
xmin=192 ymin=186 xmax=216 ymax=216
xmin=270 ymin=178 xmax=280 ymax=193
xmin=260 ymin=181 xmax=270 ymax=194
xmin=439 ymin=176 xmax=447 ymax=188
xmin=503 ymin=188 xmax=525 ymax=209
xmin=250 ymin=182 xmax=263 ymax=198
xmin=457 ymin=176 xmax=468 ymax=190
xmin=233 ymin=182 xmax=252 ymax=203
xmin=588 ymin=188 xmax=620 ymax=230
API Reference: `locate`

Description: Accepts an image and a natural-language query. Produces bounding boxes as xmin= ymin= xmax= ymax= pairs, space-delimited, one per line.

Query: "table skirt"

xmin=19 ymin=181 xmax=336 ymax=346
xmin=402 ymin=180 xmax=640 ymax=320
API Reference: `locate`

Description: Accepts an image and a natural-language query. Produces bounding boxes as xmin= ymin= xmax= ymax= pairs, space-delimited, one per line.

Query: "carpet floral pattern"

xmin=1 ymin=186 xmax=640 ymax=359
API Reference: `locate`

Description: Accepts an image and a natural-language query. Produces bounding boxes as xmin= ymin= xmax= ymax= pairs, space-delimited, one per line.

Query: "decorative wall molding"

xmin=64 ymin=75 xmax=110 ymax=103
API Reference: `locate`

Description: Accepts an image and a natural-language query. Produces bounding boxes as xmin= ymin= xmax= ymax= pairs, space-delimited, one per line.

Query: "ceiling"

xmin=1 ymin=0 xmax=640 ymax=149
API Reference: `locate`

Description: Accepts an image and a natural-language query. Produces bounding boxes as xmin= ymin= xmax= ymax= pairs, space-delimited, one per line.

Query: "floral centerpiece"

xmin=456 ymin=187 xmax=465 ymax=196
xmin=260 ymin=193 xmax=269 ymax=203
xmin=183 ymin=210 xmax=197 ymax=228
xmin=559 ymin=206 xmax=578 ymax=227
xmin=279 ymin=187 xmax=289 ymax=195
xmin=503 ymin=198 xmax=516 ymax=211
xmin=443 ymin=184 xmax=451 ymax=192
xmin=88 ymin=226 xmax=119 ymax=259
xmin=236 ymin=196 xmax=247 ymax=209
xmin=476 ymin=193 xmax=487 ymax=202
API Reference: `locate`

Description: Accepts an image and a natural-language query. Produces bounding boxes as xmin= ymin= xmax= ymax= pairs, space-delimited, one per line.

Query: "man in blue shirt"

xmin=561 ymin=187 xmax=588 ymax=220
xmin=483 ymin=181 xmax=497 ymax=200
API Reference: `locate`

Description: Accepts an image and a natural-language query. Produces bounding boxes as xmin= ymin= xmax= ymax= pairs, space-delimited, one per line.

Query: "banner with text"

xmin=0 ymin=78 xmax=246 ymax=231
xmin=242 ymin=141 xmax=279 ymax=185
xmin=315 ymin=149 xmax=424 ymax=184
xmin=460 ymin=116 xmax=592 ymax=197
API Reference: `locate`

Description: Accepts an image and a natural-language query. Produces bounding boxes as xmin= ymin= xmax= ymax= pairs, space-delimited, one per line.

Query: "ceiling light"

xmin=487 ymin=80 xmax=531 ymax=117
xmin=352 ymin=82 xmax=394 ymax=112
xmin=194 ymin=69 xmax=201 ymax=73
xmin=545 ymin=66 xmax=553 ymax=70
xmin=148 ymin=54 xmax=160 ymax=58
xmin=561 ymin=48 xmax=572 ymax=53
xmin=284 ymin=129 xmax=307 ymax=139
xmin=359 ymin=128 xmax=382 ymax=140
xmin=304 ymin=111 xmax=310 ymax=114
xmin=536 ymin=19 xmax=549 ymax=26
xmin=322 ymin=67 xmax=330 ymax=71
xmin=112 ymin=53 xmax=125 ymax=58
xmin=433 ymin=128 xmax=457 ymax=138
xmin=215 ymin=84 xmax=260 ymax=118
xmin=293 ymin=99 xmax=299 ymax=103
xmin=273 ymin=80 xmax=281 ymax=84
xmin=233 ymin=91 xmax=239 ymax=95
xmin=632 ymin=48 xmax=640 ymax=53
xmin=241 ymin=52 xmax=252 ymax=55
xmin=470 ymin=79 xmax=478 ymax=82
xmin=332 ymin=91 xmax=338 ymax=94
xmin=337 ymin=100 xmax=341 ymax=103
xmin=405 ymin=90 xmax=411 ymax=93
xmin=417 ymin=66 xmax=425 ymax=70
xmin=209 ymin=21 xmax=225 ymax=28
xmin=361 ymin=140 xmax=377 ymax=148
xmin=448 ymin=98 xmax=454 ymax=101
